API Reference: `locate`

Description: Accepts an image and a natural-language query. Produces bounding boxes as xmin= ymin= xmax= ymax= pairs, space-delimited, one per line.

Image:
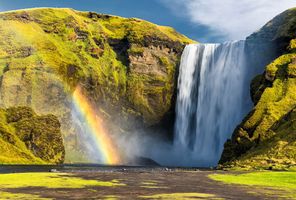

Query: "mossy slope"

xmin=0 ymin=106 xmax=65 ymax=164
xmin=220 ymin=8 xmax=296 ymax=170
xmin=0 ymin=8 xmax=194 ymax=123
xmin=0 ymin=8 xmax=195 ymax=161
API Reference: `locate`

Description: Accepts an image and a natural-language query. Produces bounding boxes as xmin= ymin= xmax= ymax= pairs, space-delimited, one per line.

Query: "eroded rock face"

xmin=0 ymin=106 xmax=65 ymax=164
xmin=127 ymin=45 xmax=180 ymax=125
xmin=0 ymin=8 xmax=194 ymax=161
xmin=245 ymin=7 xmax=296 ymax=79
xmin=220 ymin=8 xmax=296 ymax=170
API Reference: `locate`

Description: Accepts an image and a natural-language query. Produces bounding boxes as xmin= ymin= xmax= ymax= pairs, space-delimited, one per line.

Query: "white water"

xmin=174 ymin=41 xmax=250 ymax=167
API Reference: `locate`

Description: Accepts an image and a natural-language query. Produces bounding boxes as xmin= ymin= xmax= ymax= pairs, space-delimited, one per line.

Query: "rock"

xmin=220 ymin=8 xmax=296 ymax=170
xmin=129 ymin=156 xmax=160 ymax=166
xmin=0 ymin=8 xmax=195 ymax=162
xmin=0 ymin=106 xmax=65 ymax=164
xmin=15 ymin=114 xmax=65 ymax=164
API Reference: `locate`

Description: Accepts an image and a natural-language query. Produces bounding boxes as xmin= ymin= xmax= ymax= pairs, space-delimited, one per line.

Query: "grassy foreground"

xmin=1 ymin=171 xmax=295 ymax=199
xmin=209 ymin=171 xmax=296 ymax=199
xmin=0 ymin=172 xmax=125 ymax=200
xmin=0 ymin=172 xmax=125 ymax=188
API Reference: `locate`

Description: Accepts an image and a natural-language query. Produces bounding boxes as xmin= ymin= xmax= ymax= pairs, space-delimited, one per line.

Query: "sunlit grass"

xmin=0 ymin=173 xmax=125 ymax=189
xmin=209 ymin=172 xmax=296 ymax=199
xmin=140 ymin=181 xmax=168 ymax=189
xmin=210 ymin=172 xmax=296 ymax=189
xmin=0 ymin=191 xmax=51 ymax=200
xmin=139 ymin=193 xmax=220 ymax=200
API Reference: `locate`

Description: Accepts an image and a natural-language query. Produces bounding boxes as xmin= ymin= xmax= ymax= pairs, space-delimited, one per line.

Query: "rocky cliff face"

xmin=0 ymin=8 xmax=194 ymax=162
xmin=0 ymin=106 xmax=64 ymax=164
xmin=220 ymin=8 xmax=296 ymax=170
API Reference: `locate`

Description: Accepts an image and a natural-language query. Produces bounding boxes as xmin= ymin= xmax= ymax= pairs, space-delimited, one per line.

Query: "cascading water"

xmin=174 ymin=41 xmax=251 ymax=167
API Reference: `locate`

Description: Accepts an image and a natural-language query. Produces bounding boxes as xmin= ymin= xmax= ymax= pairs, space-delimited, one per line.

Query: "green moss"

xmin=128 ymin=44 xmax=144 ymax=56
xmin=94 ymin=14 xmax=194 ymax=44
xmin=0 ymin=137 xmax=45 ymax=164
xmin=287 ymin=62 xmax=296 ymax=77
xmin=140 ymin=193 xmax=218 ymax=200
xmin=0 ymin=7 xmax=193 ymax=111
xmin=140 ymin=181 xmax=168 ymax=189
xmin=0 ymin=7 xmax=196 ymax=160
xmin=265 ymin=54 xmax=295 ymax=81
xmin=209 ymin=172 xmax=296 ymax=199
xmin=244 ymin=53 xmax=296 ymax=139
xmin=289 ymin=39 xmax=296 ymax=52
xmin=6 ymin=106 xmax=35 ymax=123
xmin=220 ymin=17 xmax=296 ymax=169
xmin=226 ymin=108 xmax=296 ymax=170
xmin=0 ymin=191 xmax=50 ymax=200
xmin=141 ymin=181 xmax=159 ymax=185
xmin=15 ymin=114 xmax=65 ymax=163
xmin=0 ymin=108 xmax=44 ymax=164
xmin=0 ymin=106 xmax=65 ymax=164
xmin=0 ymin=173 xmax=125 ymax=188
xmin=103 ymin=195 xmax=120 ymax=200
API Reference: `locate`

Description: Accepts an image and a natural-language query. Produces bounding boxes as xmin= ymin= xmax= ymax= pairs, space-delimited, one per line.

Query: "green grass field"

xmin=0 ymin=172 xmax=125 ymax=200
xmin=209 ymin=171 xmax=296 ymax=199
xmin=0 ymin=171 xmax=296 ymax=199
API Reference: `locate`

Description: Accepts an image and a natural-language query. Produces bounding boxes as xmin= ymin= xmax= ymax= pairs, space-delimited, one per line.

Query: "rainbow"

xmin=72 ymin=85 xmax=121 ymax=165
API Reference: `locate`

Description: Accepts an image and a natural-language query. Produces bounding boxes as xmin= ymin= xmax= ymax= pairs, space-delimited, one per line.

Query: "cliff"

xmin=220 ymin=8 xmax=296 ymax=170
xmin=0 ymin=8 xmax=194 ymax=162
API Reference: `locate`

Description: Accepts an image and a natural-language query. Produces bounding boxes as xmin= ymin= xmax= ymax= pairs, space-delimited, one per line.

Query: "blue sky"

xmin=0 ymin=0 xmax=295 ymax=42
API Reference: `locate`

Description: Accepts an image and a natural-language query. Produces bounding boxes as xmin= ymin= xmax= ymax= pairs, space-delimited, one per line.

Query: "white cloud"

xmin=161 ymin=0 xmax=296 ymax=40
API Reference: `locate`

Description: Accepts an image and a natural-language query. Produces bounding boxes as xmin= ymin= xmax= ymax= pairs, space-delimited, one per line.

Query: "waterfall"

xmin=174 ymin=41 xmax=250 ymax=167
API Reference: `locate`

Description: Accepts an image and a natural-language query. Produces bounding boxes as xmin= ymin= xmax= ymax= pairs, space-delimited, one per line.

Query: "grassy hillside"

xmin=220 ymin=8 xmax=296 ymax=170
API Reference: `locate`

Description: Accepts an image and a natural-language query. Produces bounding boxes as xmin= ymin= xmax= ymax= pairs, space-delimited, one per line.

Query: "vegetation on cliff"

xmin=220 ymin=8 xmax=296 ymax=170
xmin=0 ymin=106 xmax=65 ymax=164
xmin=0 ymin=8 xmax=193 ymax=123
xmin=0 ymin=8 xmax=194 ymax=161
